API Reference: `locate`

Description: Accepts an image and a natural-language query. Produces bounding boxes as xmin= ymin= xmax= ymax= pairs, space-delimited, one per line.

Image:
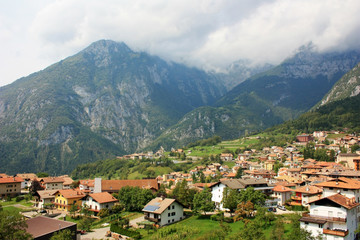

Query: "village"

xmin=1 ymin=131 xmax=360 ymax=239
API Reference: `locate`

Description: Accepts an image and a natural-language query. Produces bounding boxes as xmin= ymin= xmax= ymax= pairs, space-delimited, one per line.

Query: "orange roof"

xmin=55 ymin=189 xmax=85 ymax=199
xmin=273 ymin=185 xmax=293 ymax=192
xmin=102 ymin=179 xmax=159 ymax=191
xmin=16 ymin=173 xmax=37 ymax=180
xmin=315 ymin=177 xmax=360 ymax=190
xmin=79 ymin=179 xmax=95 ymax=187
xmin=0 ymin=173 xmax=10 ymax=178
xmin=0 ymin=176 xmax=23 ymax=184
xmin=227 ymin=173 xmax=236 ymax=178
xmin=309 ymin=194 xmax=360 ymax=209
xmin=40 ymin=177 xmax=65 ymax=184
xmin=294 ymin=185 xmax=322 ymax=194
xmin=89 ymin=192 xmax=118 ymax=204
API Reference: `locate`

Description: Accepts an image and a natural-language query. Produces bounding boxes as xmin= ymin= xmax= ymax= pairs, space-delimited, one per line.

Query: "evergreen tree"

xmin=193 ymin=187 xmax=215 ymax=215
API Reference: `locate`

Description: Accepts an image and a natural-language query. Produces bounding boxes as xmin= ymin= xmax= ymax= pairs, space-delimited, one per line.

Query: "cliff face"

xmin=0 ymin=40 xmax=225 ymax=174
xmin=319 ymin=62 xmax=360 ymax=106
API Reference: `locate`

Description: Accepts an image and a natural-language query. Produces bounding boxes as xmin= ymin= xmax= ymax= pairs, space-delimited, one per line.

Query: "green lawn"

xmin=3 ymin=206 xmax=22 ymax=214
xmin=138 ymin=214 xmax=295 ymax=240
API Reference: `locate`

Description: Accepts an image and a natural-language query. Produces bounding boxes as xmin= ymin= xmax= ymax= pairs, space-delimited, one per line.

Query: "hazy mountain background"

xmin=1 ymin=40 xmax=360 ymax=174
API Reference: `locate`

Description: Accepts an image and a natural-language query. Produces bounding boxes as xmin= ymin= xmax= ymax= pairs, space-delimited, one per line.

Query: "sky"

xmin=1 ymin=0 xmax=360 ymax=87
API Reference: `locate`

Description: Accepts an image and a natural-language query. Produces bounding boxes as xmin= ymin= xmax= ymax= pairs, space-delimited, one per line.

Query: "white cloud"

xmin=0 ymin=0 xmax=360 ymax=86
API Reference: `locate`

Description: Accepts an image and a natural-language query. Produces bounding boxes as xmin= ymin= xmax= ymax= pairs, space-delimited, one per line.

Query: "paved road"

xmin=80 ymin=226 xmax=112 ymax=240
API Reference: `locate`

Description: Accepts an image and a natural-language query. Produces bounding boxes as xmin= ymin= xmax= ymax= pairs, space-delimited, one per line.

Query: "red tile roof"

xmin=89 ymin=192 xmax=118 ymax=204
xmin=55 ymin=189 xmax=85 ymax=199
xmin=294 ymin=185 xmax=322 ymax=194
xmin=102 ymin=179 xmax=159 ymax=191
xmin=309 ymin=193 xmax=360 ymax=209
xmin=273 ymin=185 xmax=293 ymax=192
xmin=0 ymin=176 xmax=23 ymax=183
xmin=315 ymin=177 xmax=360 ymax=190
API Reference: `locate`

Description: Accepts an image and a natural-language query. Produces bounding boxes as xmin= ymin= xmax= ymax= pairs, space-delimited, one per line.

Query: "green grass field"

xmin=139 ymin=214 xmax=294 ymax=240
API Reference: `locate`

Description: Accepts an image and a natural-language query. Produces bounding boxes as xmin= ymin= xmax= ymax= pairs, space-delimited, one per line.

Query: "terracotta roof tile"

xmin=102 ymin=179 xmax=159 ymax=191
xmin=143 ymin=197 xmax=181 ymax=214
xmin=55 ymin=189 xmax=85 ymax=199
xmin=89 ymin=192 xmax=118 ymax=204
xmin=294 ymin=185 xmax=322 ymax=194
xmin=309 ymin=193 xmax=360 ymax=209
xmin=315 ymin=177 xmax=360 ymax=189
xmin=0 ymin=176 xmax=23 ymax=183
xmin=273 ymin=185 xmax=293 ymax=192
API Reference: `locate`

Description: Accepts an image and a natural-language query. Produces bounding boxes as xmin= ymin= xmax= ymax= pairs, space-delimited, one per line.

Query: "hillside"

xmin=149 ymin=46 xmax=360 ymax=149
xmin=0 ymin=40 xmax=225 ymax=174
xmin=266 ymin=94 xmax=360 ymax=134
xmin=319 ymin=62 xmax=360 ymax=106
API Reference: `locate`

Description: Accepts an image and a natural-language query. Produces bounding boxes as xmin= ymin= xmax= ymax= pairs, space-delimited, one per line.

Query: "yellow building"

xmin=264 ymin=160 xmax=275 ymax=171
xmin=53 ymin=189 xmax=85 ymax=212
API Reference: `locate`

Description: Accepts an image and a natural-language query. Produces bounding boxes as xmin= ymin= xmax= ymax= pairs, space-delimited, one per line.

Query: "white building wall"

xmin=159 ymin=202 xmax=184 ymax=226
xmin=211 ymin=183 xmax=225 ymax=210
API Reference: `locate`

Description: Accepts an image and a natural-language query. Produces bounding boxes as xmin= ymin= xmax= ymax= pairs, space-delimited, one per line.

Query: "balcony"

xmin=323 ymin=229 xmax=349 ymax=237
xmin=144 ymin=216 xmax=160 ymax=223
xmin=291 ymin=196 xmax=302 ymax=201
xmin=302 ymin=213 xmax=346 ymax=223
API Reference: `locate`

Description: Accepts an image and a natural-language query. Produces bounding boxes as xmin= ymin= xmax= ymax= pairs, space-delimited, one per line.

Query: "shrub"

xmin=110 ymin=223 xmax=141 ymax=239
xmin=98 ymin=208 xmax=110 ymax=218
xmin=210 ymin=212 xmax=224 ymax=221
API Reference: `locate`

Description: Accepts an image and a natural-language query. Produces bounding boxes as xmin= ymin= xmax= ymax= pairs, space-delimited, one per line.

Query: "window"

xmin=168 ymin=206 xmax=170 ymax=210
xmin=168 ymin=220 xmax=170 ymax=223
xmin=172 ymin=212 xmax=176 ymax=216
xmin=172 ymin=219 xmax=174 ymax=222
xmin=172 ymin=205 xmax=175 ymax=209
xmin=168 ymin=213 xmax=170 ymax=217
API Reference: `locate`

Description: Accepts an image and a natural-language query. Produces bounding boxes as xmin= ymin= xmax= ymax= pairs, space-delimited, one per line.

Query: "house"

xmin=272 ymin=185 xmax=293 ymax=206
xmin=0 ymin=176 xmax=23 ymax=198
xmin=290 ymin=185 xmax=322 ymax=207
xmin=26 ymin=216 xmax=77 ymax=240
xmin=79 ymin=179 xmax=95 ymax=193
xmin=53 ymin=189 xmax=85 ymax=212
xmin=336 ymin=153 xmax=360 ymax=170
xmin=315 ymin=177 xmax=360 ymax=202
xmin=300 ymin=194 xmax=359 ymax=240
xmin=220 ymin=153 xmax=233 ymax=161
xmin=34 ymin=190 xmax=57 ymax=209
xmin=210 ymin=178 xmax=273 ymax=210
xmin=16 ymin=173 xmax=37 ymax=189
xmin=82 ymin=192 xmax=118 ymax=214
xmin=58 ymin=175 xmax=74 ymax=189
xmin=296 ymin=134 xmax=313 ymax=143
xmin=38 ymin=177 xmax=65 ymax=190
xmin=94 ymin=178 xmax=159 ymax=194
xmin=143 ymin=197 xmax=185 ymax=226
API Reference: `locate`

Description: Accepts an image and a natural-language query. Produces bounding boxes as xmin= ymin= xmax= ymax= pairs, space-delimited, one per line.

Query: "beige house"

xmin=39 ymin=177 xmax=65 ymax=190
xmin=34 ymin=190 xmax=57 ymax=209
xmin=0 ymin=176 xmax=23 ymax=198
xmin=336 ymin=153 xmax=360 ymax=169
xmin=143 ymin=197 xmax=185 ymax=226
xmin=272 ymin=185 xmax=293 ymax=206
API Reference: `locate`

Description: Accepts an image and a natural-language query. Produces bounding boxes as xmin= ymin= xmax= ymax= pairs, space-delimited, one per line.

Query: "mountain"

xmin=0 ymin=40 xmax=225 ymax=174
xmin=267 ymin=94 xmax=360 ymax=134
xmin=215 ymin=59 xmax=273 ymax=91
xmin=149 ymin=46 xmax=360 ymax=149
xmin=318 ymin=62 xmax=360 ymax=106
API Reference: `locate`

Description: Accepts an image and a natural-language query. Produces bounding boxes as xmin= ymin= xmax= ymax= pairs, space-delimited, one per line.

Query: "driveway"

xmin=129 ymin=216 xmax=145 ymax=228
xmin=80 ymin=226 xmax=113 ymax=240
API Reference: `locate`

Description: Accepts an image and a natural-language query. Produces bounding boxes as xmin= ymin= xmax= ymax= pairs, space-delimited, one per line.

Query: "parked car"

xmin=267 ymin=207 xmax=276 ymax=212
xmin=277 ymin=205 xmax=286 ymax=211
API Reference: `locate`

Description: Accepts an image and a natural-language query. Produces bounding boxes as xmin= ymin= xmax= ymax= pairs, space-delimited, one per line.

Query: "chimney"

xmin=94 ymin=178 xmax=102 ymax=193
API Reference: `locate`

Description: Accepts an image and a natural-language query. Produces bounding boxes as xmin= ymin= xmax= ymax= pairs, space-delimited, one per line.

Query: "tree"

xmin=233 ymin=201 xmax=254 ymax=222
xmin=37 ymin=172 xmax=49 ymax=178
xmin=193 ymin=187 xmax=215 ymax=215
xmin=238 ymin=218 xmax=265 ymax=240
xmin=78 ymin=217 xmax=93 ymax=232
xmin=115 ymin=186 xmax=154 ymax=212
xmin=238 ymin=187 xmax=266 ymax=207
xmin=235 ymin=167 xmax=243 ymax=178
xmin=171 ymin=180 xmax=196 ymax=208
xmin=50 ymin=229 xmax=74 ymax=240
xmin=98 ymin=208 xmax=110 ymax=218
xmin=221 ymin=187 xmax=239 ymax=215
xmin=0 ymin=211 xmax=32 ymax=240
xmin=29 ymin=179 xmax=43 ymax=195
xmin=69 ymin=204 xmax=78 ymax=218
xmin=270 ymin=218 xmax=285 ymax=240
